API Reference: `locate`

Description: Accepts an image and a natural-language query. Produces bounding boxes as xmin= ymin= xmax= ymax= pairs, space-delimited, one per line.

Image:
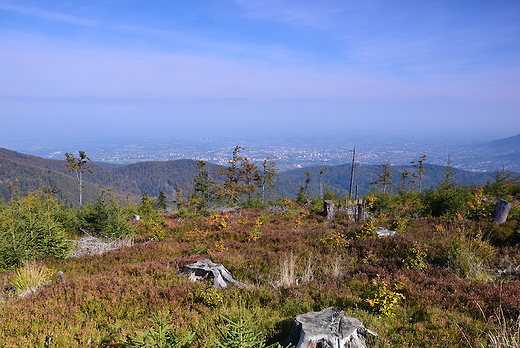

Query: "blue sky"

xmin=1 ymin=0 xmax=519 ymax=143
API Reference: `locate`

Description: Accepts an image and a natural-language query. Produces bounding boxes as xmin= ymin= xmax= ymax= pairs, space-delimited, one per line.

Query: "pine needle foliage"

xmin=124 ymin=311 xmax=194 ymax=348
xmin=216 ymin=300 xmax=267 ymax=348
xmin=0 ymin=189 xmax=72 ymax=270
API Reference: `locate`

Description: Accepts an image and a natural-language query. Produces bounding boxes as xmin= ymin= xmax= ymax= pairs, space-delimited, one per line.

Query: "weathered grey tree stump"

xmin=282 ymin=307 xmax=377 ymax=348
xmin=376 ymin=227 xmax=397 ymax=237
xmin=323 ymin=200 xmax=335 ymax=220
xmin=492 ymin=199 xmax=513 ymax=224
xmin=180 ymin=259 xmax=247 ymax=288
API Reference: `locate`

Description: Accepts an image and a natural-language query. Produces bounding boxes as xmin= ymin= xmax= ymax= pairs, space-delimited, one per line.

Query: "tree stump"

xmin=376 ymin=227 xmax=397 ymax=237
xmin=323 ymin=200 xmax=335 ymax=220
xmin=355 ymin=204 xmax=364 ymax=223
xmin=492 ymin=199 xmax=513 ymax=224
xmin=282 ymin=307 xmax=377 ymax=348
xmin=180 ymin=259 xmax=247 ymax=288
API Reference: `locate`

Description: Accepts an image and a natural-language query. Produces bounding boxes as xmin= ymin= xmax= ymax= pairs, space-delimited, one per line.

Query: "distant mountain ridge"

xmin=488 ymin=133 xmax=520 ymax=151
xmin=0 ymin=147 xmax=498 ymax=205
xmin=276 ymin=163 xmax=495 ymax=199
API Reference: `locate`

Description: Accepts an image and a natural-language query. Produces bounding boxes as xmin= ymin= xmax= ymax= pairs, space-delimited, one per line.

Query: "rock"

xmin=180 ymin=259 xmax=247 ymax=288
xmin=282 ymin=307 xmax=377 ymax=348
xmin=376 ymin=227 xmax=397 ymax=237
xmin=492 ymin=199 xmax=513 ymax=224
xmin=323 ymin=200 xmax=335 ymax=220
xmin=133 ymin=214 xmax=140 ymax=221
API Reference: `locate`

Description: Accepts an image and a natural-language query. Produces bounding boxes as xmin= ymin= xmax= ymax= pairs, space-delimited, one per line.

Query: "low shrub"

xmin=363 ymin=277 xmax=405 ymax=317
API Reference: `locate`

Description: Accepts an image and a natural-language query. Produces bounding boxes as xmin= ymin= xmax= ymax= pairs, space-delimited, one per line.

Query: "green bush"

xmin=422 ymin=184 xmax=471 ymax=220
xmin=0 ymin=189 xmax=73 ymax=270
xmin=364 ymin=278 xmax=405 ymax=317
xmin=80 ymin=191 xmax=134 ymax=239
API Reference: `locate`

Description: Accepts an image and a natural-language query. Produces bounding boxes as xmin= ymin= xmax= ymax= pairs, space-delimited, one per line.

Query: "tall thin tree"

xmin=65 ymin=151 xmax=92 ymax=206
xmin=349 ymin=146 xmax=356 ymax=198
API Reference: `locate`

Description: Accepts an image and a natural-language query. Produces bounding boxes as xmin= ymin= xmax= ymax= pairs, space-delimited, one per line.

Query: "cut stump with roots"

xmin=282 ymin=307 xmax=377 ymax=348
xmin=180 ymin=259 xmax=247 ymax=288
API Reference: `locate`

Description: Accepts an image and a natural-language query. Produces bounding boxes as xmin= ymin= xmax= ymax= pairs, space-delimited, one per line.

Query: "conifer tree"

xmin=372 ymin=159 xmax=394 ymax=193
xmin=155 ymin=191 xmax=169 ymax=213
xmin=192 ymin=160 xmax=215 ymax=210
xmin=256 ymin=157 xmax=277 ymax=202
xmin=411 ymin=154 xmax=429 ymax=192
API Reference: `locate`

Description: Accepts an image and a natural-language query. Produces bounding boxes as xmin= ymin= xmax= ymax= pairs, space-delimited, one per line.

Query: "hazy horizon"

xmin=1 ymin=1 xmax=520 ymax=143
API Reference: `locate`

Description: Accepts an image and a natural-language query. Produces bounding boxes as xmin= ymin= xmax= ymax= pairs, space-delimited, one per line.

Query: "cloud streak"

xmin=1 ymin=34 xmax=518 ymax=103
xmin=0 ymin=3 xmax=96 ymax=27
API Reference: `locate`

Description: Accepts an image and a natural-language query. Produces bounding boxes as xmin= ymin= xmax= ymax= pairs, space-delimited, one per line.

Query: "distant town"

xmin=10 ymin=134 xmax=518 ymax=173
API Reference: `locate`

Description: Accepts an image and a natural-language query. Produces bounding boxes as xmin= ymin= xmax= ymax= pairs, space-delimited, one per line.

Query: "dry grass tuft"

xmin=487 ymin=308 xmax=520 ymax=347
xmin=272 ymin=252 xmax=313 ymax=287
xmin=9 ymin=262 xmax=54 ymax=298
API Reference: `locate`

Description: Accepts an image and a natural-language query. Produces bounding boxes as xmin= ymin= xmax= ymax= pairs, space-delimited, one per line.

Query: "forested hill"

xmin=0 ymin=151 xmax=102 ymax=204
xmin=274 ymin=163 xmax=496 ymax=198
xmin=0 ymin=147 xmax=497 ymax=204
xmin=0 ymin=148 xmax=222 ymax=204
xmin=108 ymin=160 xmax=223 ymax=198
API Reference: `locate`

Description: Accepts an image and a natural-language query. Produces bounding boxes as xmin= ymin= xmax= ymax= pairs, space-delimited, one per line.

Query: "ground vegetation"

xmin=0 ymin=152 xmax=520 ymax=347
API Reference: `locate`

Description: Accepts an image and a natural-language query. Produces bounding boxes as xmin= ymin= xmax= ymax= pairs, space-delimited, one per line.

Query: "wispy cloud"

xmin=1 ymin=34 xmax=518 ymax=103
xmin=231 ymin=0 xmax=367 ymax=30
xmin=0 ymin=3 xmax=96 ymax=27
